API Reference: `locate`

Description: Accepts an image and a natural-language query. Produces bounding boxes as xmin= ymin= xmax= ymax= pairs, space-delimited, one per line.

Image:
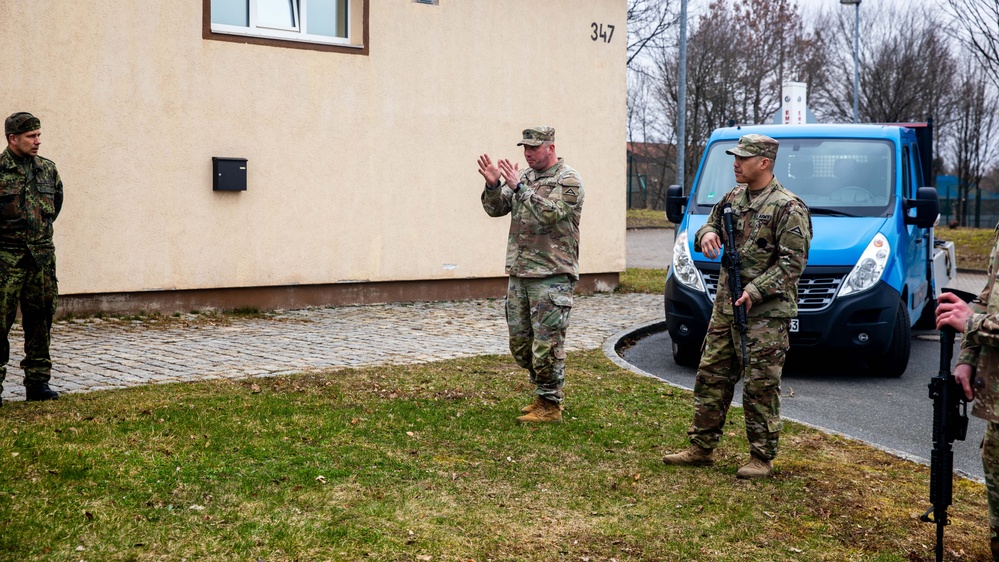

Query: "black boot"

xmin=25 ymin=382 xmax=59 ymax=402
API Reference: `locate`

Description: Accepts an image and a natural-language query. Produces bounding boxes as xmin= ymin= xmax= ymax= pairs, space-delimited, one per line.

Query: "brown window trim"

xmin=202 ymin=0 xmax=369 ymax=55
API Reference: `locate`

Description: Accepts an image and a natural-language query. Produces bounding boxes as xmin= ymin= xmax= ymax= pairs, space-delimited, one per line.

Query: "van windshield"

xmin=692 ymin=138 xmax=895 ymax=217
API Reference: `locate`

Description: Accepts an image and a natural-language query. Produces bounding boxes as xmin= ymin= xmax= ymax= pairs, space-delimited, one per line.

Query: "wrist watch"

xmin=513 ymin=181 xmax=525 ymax=193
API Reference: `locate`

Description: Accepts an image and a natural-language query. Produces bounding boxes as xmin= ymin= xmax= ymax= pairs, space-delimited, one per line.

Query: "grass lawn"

xmin=626 ymin=208 xmax=672 ymax=229
xmin=618 ymin=268 xmax=667 ymax=294
xmin=0 ymin=350 xmax=990 ymax=561
xmin=935 ymin=227 xmax=996 ymax=272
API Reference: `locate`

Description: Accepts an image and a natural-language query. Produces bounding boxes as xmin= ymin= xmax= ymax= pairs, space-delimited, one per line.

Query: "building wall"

xmin=0 ymin=0 xmax=627 ymax=312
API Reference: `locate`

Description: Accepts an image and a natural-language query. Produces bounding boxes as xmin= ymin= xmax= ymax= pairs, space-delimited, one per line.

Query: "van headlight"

xmin=671 ymin=230 xmax=706 ymax=292
xmin=838 ymin=232 xmax=890 ymax=297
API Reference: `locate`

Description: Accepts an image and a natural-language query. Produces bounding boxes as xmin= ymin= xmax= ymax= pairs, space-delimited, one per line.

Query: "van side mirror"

xmin=904 ymin=186 xmax=940 ymax=229
xmin=666 ymin=184 xmax=687 ymax=224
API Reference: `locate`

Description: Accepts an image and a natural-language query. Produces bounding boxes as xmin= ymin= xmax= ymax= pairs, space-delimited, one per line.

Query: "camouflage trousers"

xmin=983 ymin=421 xmax=999 ymax=559
xmin=505 ymin=275 xmax=574 ymax=405
xmin=688 ymin=313 xmax=789 ymax=460
xmin=0 ymin=251 xmax=58 ymax=394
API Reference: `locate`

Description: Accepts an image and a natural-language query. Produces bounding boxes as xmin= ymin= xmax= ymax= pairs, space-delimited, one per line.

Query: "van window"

xmin=910 ymin=142 xmax=924 ymax=193
xmin=902 ymin=146 xmax=912 ymax=199
xmin=691 ymin=137 xmax=895 ymax=217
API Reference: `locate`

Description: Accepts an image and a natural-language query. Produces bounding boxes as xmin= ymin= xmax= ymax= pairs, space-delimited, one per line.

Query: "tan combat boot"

xmin=516 ymin=398 xmax=562 ymax=423
xmin=521 ymin=395 xmax=546 ymax=414
xmin=736 ymin=455 xmax=773 ymax=479
xmin=662 ymin=445 xmax=714 ymax=466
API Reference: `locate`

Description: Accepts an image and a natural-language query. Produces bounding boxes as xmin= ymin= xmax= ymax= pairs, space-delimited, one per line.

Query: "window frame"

xmin=203 ymin=0 xmax=368 ymax=55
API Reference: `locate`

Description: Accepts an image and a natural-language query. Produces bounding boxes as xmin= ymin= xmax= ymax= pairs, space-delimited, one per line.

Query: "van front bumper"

xmin=665 ymin=273 xmax=903 ymax=356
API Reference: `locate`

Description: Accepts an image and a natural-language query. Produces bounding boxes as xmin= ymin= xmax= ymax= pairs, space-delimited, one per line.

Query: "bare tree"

xmin=948 ymin=58 xmax=999 ymax=226
xmin=946 ymin=0 xmax=999 ymax=90
xmin=648 ymin=0 xmax=821 ymax=194
xmin=810 ymin=3 xmax=957 ymax=126
xmin=628 ymin=70 xmax=677 ymax=208
xmin=627 ymin=0 xmax=679 ymax=68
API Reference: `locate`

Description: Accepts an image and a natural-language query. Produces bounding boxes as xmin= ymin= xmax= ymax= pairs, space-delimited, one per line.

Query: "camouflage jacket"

xmin=481 ymin=158 xmax=583 ymax=280
xmin=958 ymin=224 xmax=999 ymax=421
xmin=0 ymin=147 xmax=63 ymax=266
xmin=695 ymin=176 xmax=811 ymax=318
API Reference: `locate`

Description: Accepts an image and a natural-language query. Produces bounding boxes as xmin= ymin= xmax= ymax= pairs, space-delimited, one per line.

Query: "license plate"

xmin=790 ymin=318 xmax=799 ymax=333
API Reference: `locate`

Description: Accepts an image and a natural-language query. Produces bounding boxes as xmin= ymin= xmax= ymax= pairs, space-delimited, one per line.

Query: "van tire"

xmin=671 ymin=341 xmax=701 ymax=368
xmin=869 ymin=301 xmax=911 ymax=378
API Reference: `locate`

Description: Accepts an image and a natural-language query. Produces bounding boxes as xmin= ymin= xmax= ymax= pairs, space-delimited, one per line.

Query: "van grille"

xmin=704 ymin=272 xmax=846 ymax=312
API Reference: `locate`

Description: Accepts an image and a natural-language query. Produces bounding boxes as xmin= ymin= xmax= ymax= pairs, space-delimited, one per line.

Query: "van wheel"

xmin=671 ymin=340 xmax=701 ymax=368
xmin=869 ymin=302 xmax=911 ymax=378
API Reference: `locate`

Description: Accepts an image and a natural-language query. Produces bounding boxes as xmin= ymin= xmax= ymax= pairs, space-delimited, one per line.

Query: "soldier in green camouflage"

xmin=0 ymin=112 xmax=64 ymax=406
xmin=937 ymin=228 xmax=999 ymax=559
xmin=663 ymin=134 xmax=812 ymax=478
xmin=478 ymin=126 xmax=584 ymax=423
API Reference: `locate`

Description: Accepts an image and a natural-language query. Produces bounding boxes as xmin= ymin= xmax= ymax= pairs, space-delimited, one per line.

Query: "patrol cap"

xmin=5 ymin=112 xmax=41 ymax=137
xmin=725 ymin=133 xmax=779 ymax=160
xmin=517 ymin=126 xmax=555 ymax=147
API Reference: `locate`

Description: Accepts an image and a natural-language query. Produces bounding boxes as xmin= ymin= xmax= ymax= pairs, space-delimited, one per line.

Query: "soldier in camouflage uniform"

xmin=477 ymin=126 xmax=584 ymax=423
xmin=663 ymin=134 xmax=811 ymax=478
xmin=0 ymin=112 xmax=64 ymax=405
xmin=937 ymin=228 xmax=999 ymax=559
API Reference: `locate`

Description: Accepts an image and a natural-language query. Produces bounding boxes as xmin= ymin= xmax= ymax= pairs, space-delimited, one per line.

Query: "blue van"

xmin=664 ymin=123 xmax=952 ymax=377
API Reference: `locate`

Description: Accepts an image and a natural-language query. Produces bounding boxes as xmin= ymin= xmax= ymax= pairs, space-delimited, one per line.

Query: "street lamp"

xmin=840 ymin=0 xmax=861 ymax=123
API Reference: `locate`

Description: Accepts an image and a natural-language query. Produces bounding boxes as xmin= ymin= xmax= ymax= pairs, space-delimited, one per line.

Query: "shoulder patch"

xmin=788 ymin=225 xmax=804 ymax=237
xmin=561 ymin=176 xmax=581 ymax=188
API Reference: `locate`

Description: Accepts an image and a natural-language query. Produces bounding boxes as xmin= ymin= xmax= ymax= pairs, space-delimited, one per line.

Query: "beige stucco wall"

xmin=0 ymin=0 xmax=626 ymax=297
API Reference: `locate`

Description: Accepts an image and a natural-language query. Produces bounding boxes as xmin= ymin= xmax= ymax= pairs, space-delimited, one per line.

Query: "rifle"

xmin=920 ymin=325 xmax=969 ymax=562
xmin=721 ymin=203 xmax=749 ymax=368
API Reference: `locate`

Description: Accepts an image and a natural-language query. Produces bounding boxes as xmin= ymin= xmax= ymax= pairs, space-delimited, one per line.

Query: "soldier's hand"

xmin=734 ymin=290 xmax=752 ymax=312
xmin=935 ymin=292 xmax=973 ymax=333
xmin=954 ymin=363 xmax=975 ymax=401
xmin=498 ymin=159 xmax=520 ymax=188
xmin=700 ymin=232 xmax=722 ymax=260
xmin=477 ymin=154 xmax=501 ymax=188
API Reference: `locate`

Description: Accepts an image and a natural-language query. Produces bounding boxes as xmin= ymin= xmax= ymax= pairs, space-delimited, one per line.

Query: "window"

xmin=210 ymin=0 xmax=352 ymax=47
xmin=693 ymin=138 xmax=895 ymax=216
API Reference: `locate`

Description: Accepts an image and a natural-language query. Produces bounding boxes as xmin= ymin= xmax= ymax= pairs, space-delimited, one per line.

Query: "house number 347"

xmin=590 ymin=22 xmax=615 ymax=43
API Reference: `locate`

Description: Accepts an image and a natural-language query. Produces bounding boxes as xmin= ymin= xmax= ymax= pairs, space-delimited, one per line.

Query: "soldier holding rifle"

xmin=937 ymin=239 xmax=999 ymax=559
xmin=662 ymin=134 xmax=811 ymax=479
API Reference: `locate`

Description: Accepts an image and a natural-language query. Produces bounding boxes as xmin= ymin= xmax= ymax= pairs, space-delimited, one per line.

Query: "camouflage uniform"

xmin=0 ymin=115 xmax=63 ymax=398
xmin=687 ymin=136 xmax=811 ymax=461
xmin=481 ymin=127 xmax=583 ymax=405
xmin=956 ymin=223 xmax=999 ymax=555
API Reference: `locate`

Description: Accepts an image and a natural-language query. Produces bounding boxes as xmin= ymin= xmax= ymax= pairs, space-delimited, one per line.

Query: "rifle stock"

xmin=721 ymin=203 xmax=749 ymax=368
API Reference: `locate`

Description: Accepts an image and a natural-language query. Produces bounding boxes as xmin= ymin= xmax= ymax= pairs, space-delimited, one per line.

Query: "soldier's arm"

xmin=694 ymin=198 xmax=726 ymax=254
xmin=481 ymin=183 xmax=513 ymax=217
xmin=960 ymin=231 xmax=999 ymax=353
xmin=744 ymin=201 xmax=811 ymax=304
xmin=53 ymin=168 xmax=63 ymax=218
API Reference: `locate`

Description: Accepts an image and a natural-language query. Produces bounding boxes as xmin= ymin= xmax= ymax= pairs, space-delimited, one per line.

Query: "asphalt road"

xmin=620 ymin=326 xmax=987 ymax=480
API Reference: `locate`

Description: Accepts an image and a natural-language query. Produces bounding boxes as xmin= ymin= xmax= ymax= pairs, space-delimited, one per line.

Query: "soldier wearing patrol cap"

xmin=0 ymin=112 xmax=64 ymax=405
xmin=662 ymin=133 xmax=812 ymax=478
xmin=477 ymin=126 xmax=584 ymax=423
xmin=938 ymin=231 xmax=999 ymax=557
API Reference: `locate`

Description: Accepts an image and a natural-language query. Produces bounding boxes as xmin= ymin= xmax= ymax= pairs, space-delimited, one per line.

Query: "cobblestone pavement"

xmin=2 ymin=293 xmax=664 ymax=402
